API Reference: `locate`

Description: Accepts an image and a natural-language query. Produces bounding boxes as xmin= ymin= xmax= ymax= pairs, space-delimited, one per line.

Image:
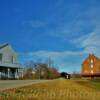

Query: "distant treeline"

xmin=22 ymin=59 xmax=60 ymax=79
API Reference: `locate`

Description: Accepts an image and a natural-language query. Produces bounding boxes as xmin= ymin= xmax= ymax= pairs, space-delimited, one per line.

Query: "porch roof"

xmin=0 ymin=62 xmax=23 ymax=69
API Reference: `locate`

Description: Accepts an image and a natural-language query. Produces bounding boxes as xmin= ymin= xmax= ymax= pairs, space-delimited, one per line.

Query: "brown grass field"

xmin=0 ymin=79 xmax=100 ymax=100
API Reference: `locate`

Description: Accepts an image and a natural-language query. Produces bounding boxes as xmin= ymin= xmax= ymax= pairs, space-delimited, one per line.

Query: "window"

xmin=0 ymin=53 xmax=3 ymax=62
xmin=11 ymin=56 xmax=14 ymax=63
xmin=91 ymin=64 xmax=94 ymax=68
xmin=91 ymin=70 xmax=93 ymax=74
xmin=91 ymin=59 xmax=93 ymax=64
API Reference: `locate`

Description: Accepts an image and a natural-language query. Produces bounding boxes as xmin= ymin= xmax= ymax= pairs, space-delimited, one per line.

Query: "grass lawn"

xmin=75 ymin=79 xmax=100 ymax=90
xmin=0 ymin=79 xmax=100 ymax=100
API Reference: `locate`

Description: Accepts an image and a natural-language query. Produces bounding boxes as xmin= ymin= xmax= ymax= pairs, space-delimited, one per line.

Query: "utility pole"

xmin=47 ymin=57 xmax=54 ymax=67
xmin=38 ymin=64 xmax=41 ymax=80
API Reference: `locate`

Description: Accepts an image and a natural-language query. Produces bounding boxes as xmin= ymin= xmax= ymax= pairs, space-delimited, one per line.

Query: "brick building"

xmin=81 ymin=54 xmax=100 ymax=79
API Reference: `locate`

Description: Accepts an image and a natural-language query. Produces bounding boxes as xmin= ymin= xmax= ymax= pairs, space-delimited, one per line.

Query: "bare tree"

xmin=45 ymin=57 xmax=54 ymax=67
xmin=23 ymin=58 xmax=60 ymax=79
xmin=23 ymin=60 xmax=36 ymax=79
xmin=71 ymin=71 xmax=81 ymax=78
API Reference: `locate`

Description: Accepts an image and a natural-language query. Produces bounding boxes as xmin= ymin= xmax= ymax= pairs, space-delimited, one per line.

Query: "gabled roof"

xmin=0 ymin=43 xmax=9 ymax=49
xmin=82 ymin=54 xmax=100 ymax=64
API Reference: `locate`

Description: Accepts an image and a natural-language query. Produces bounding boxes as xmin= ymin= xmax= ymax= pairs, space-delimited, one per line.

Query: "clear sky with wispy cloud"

xmin=0 ymin=0 xmax=100 ymax=73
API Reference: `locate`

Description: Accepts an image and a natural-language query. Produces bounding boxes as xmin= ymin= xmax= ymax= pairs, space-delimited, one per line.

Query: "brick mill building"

xmin=82 ymin=54 xmax=100 ymax=79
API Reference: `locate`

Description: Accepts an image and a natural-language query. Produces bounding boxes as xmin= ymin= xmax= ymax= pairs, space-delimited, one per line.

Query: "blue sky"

xmin=0 ymin=0 xmax=100 ymax=73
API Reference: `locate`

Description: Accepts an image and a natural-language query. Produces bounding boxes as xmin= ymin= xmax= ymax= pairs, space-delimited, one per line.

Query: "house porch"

xmin=0 ymin=66 xmax=19 ymax=79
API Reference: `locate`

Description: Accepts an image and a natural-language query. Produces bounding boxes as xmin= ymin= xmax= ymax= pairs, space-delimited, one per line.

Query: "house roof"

xmin=0 ymin=43 xmax=9 ymax=49
xmin=82 ymin=54 xmax=100 ymax=65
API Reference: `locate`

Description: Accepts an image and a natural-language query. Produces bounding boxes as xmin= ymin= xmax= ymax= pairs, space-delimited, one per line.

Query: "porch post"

xmin=8 ymin=68 xmax=10 ymax=79
xmin=15 ymin=69 xmax=19 ymax=79
xmin=21 ymin=69 xmax=23 ymax=79
xmin=0 ymin=72 xmax=1 ymax=79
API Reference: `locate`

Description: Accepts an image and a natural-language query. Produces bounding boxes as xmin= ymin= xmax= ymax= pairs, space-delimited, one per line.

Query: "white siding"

xmin=0 ymin=45 xmax=17 ymax=64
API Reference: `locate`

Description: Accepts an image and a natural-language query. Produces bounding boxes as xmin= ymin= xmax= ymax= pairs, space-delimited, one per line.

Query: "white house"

xmin=0 ymin=43 xmax=23 ymax=79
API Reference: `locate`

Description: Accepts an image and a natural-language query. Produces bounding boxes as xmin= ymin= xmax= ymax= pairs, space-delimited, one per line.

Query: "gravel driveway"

xmin=0 ymin=80 xmax=49 ymax=91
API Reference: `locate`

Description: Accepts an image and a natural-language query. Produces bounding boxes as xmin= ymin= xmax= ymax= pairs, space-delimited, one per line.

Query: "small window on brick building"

xmin=91 ymin=64 xmax=93 ymax=68
xmin=91 ymin=70 xmax=93 ymax=74
xmin=91 ymin=59 xmax=93 ymax=64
